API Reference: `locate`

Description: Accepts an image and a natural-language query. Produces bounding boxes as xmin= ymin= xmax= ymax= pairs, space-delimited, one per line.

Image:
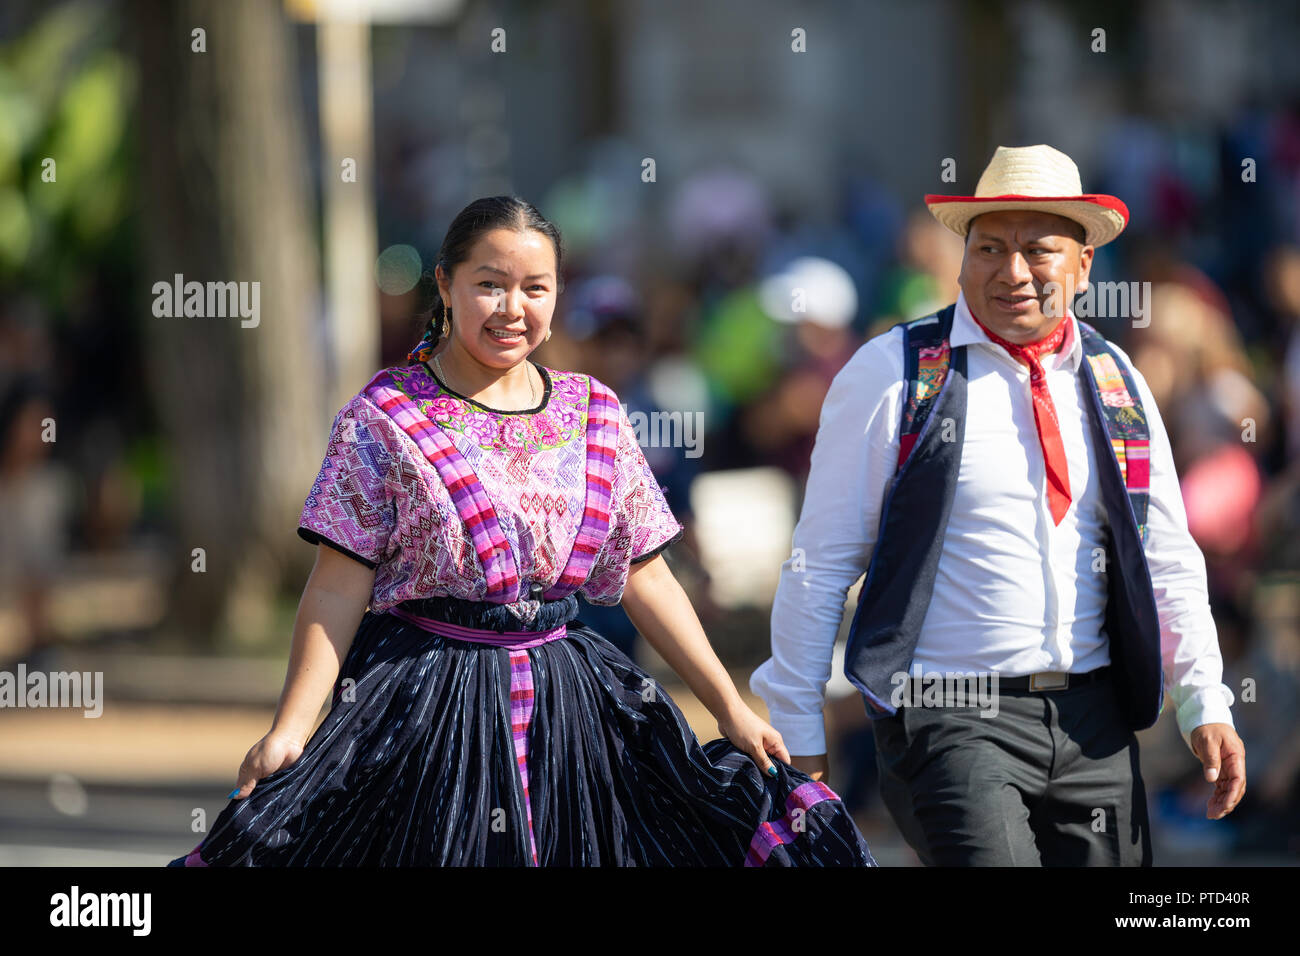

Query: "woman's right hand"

xmin=229 ymin=730 xmax=306 ymax=799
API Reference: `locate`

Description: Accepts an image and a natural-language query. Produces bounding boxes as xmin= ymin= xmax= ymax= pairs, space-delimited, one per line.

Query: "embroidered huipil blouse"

xmin=296 ymin=361 xmax=685 ymax=624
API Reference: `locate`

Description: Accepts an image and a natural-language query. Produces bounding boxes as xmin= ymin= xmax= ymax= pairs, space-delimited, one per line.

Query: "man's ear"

xmin=1076 ymin=244 xmax=1095 ymax=292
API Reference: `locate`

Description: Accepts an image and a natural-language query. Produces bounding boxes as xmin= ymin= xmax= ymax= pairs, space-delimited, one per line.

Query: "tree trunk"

xmin=132 ymin=0 xmax=325 ymax=650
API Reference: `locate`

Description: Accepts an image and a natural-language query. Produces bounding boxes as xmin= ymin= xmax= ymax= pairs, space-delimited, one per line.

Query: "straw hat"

xmin=924 ymin=144 xmax=1129 ymax=246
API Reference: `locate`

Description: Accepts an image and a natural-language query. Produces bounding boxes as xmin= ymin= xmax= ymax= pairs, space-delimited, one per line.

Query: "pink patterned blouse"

xmin=296 ymin=360 xmax=684 ymax=621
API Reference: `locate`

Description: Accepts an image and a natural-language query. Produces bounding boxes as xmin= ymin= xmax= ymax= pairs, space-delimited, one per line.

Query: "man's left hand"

xmin=1189 ymin=723 xmax=1246 ymax=820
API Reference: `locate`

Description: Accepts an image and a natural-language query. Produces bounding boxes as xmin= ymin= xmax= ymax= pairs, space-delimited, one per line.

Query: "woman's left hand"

xmin=716 ymin=703 xmax=792 ymax=778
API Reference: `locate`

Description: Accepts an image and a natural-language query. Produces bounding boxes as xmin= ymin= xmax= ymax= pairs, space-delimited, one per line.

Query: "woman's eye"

xmin=479 ymin=281 xmax=500 ymax=289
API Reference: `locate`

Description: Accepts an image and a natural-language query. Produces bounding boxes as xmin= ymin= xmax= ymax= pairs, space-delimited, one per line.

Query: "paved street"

xmin=0 ymin=777 xmax=225 ymax=866
xmin=0 ymin=701 xmax=284 ymax=866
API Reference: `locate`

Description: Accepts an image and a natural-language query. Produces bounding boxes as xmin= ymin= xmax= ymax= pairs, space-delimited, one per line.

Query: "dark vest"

xmin=842 ymin=304 xmax=1166 ymax=732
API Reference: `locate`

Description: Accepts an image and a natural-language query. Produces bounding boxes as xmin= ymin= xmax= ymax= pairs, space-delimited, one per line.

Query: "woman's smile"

xmin=485 ymin=326 xmax=527 ymax=345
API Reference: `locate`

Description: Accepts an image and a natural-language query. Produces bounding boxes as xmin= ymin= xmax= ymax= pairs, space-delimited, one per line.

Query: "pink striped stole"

xmin=508 ymin=648 xmax=540 ymax=865
xmin=363 ymin=369 xmax=620 ymax=603
xmin=364 ymin=370 xmax=520 ymax=602
xmin=544 ymin=377 xmax=620 ymax=599
xmin=744 ymin=780 xmax=840 ymax=866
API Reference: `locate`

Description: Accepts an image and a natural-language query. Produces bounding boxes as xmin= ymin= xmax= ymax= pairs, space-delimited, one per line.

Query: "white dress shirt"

xmin=750 ymin=290 xmax=1236 ymax=756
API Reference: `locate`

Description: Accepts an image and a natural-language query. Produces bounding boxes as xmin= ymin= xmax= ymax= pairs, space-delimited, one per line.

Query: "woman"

xmin=167 ymin=196 xmax=875 ymax=866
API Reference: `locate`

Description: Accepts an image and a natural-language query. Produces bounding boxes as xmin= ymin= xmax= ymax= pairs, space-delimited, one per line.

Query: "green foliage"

xmin=0 ymin=1 xmax=135 ymax=305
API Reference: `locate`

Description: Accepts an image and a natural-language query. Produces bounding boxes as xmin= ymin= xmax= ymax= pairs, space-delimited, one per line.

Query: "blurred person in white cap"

xmin=752 ymin=144 xmax=1245 ymax=865
xmin=744 ymin=257 xmax=861 ymax=479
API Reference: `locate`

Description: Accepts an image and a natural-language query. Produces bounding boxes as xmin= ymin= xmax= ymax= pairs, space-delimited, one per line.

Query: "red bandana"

xmin=970 ymin=309 xmax=1073 ymax=525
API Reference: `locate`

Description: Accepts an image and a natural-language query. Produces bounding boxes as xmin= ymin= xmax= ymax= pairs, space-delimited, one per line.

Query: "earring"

xmin=440 ymin=309 xmax=450 ymax=340
xmin=545 ymin=328 xmax=552 ymax=341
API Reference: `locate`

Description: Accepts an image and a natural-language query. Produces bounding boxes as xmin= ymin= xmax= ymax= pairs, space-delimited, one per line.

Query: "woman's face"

xmin=436 ymin=227 xmax=557 ymax=370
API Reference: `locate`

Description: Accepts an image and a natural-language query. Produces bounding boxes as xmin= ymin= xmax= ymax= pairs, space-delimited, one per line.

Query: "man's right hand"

xmin=790 ymin=753 xmax=829 ymax=782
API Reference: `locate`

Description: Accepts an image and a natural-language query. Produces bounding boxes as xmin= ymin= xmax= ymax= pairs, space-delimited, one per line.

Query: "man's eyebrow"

xmin=474 ymin=265 xmax=554 ymax=280
xmin=971 ymin=233 xmax=1062 ymax=245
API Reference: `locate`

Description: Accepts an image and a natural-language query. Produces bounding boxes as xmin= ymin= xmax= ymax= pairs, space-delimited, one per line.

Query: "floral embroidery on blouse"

xmin=386 ymin=362 xmax=587 ymax=452
xmin=296 ymin=362 xmax=684 ymax=616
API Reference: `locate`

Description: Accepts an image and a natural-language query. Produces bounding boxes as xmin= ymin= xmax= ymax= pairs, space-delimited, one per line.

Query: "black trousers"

xmin=871 ymin=671 xmax=1152 ymax=866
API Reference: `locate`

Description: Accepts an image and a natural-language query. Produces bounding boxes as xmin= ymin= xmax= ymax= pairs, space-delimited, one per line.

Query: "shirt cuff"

xmin=1175 ymin=684 xmax=1236 ymax=753
xmin=762 ymin=709 xmax=829 ymax=757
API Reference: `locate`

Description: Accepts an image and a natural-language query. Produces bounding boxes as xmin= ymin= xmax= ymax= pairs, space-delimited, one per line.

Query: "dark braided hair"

xmin=408 ymin=196 xmax=565 ymax=363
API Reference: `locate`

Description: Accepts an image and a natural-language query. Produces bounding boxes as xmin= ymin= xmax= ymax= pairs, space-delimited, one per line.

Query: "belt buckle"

xmin=1027 ymin=671 xmax=1069 ymax=692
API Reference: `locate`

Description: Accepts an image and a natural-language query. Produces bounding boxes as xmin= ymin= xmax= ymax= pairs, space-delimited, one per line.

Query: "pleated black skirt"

xmin=166 ymin=594 xmax=876 ymax=866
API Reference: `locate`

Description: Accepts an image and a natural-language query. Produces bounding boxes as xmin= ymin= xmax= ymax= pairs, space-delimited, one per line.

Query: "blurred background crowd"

xmin=1 ymin=0 xmax=1297 ymax=864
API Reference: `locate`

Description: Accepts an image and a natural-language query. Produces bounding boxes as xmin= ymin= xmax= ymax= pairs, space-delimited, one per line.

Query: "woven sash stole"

xmin=543 ymin=377 xmax=619 ymax=599
xmin=363 ymin=370 xmax=520 ymax=603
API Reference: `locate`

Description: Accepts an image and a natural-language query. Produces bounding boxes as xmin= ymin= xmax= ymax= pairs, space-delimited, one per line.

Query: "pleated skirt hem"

xmin=166 ymin=609 xmax=875 ymax=867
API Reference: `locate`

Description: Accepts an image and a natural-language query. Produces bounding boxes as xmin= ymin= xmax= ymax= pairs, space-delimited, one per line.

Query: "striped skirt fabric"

xmin=166 ymin=595 xmax=876 ymax=866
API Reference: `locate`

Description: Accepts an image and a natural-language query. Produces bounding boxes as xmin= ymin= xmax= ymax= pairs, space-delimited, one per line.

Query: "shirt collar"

xmin=950 ymin=289 xmax=1082 ymax=372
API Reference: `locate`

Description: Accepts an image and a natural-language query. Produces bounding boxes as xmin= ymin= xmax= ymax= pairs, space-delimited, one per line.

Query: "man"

xmin=751 ymin=144 xmax=1246 ymax=866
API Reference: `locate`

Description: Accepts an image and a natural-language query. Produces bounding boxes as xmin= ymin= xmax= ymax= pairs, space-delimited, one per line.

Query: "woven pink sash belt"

xmin=387 ymin=606 xmax=569 ymax=649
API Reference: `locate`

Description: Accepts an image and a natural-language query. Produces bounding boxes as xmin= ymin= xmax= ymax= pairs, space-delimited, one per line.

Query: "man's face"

xmin=957 ymin=210 xmax=1094 ymax=344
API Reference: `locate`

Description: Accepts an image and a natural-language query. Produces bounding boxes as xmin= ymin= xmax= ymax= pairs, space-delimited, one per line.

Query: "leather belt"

xmin=995 ymin=666 xmax=1110 ymax=691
